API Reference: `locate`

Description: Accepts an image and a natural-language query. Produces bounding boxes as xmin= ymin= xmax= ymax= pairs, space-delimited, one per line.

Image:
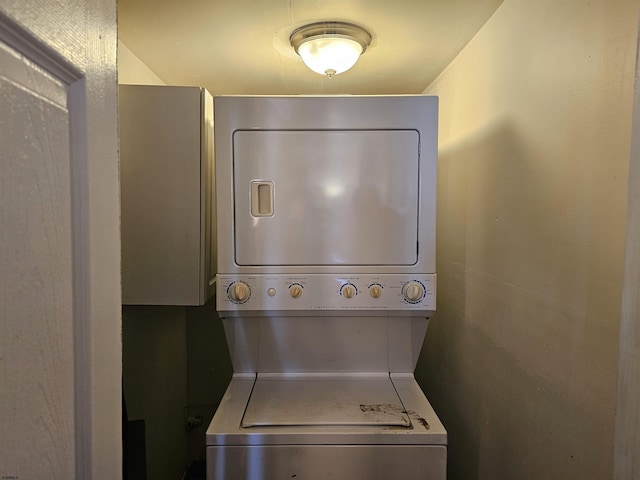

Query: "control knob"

xmin=228 ymin=281 xmax=250 ymax=303
xmin=342 ymin=284 xmax=356 ymax=299
xmin=402 ymin=281 xmax=425 ymax=303
xmin=369 ymin=285 xmax=382 ymax=299
xmin=290 ymin=284 xmax=303 ymax=299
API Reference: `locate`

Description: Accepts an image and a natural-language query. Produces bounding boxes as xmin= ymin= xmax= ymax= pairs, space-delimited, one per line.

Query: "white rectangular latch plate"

xmin=251 ymin=180 xmax=274 ymax=217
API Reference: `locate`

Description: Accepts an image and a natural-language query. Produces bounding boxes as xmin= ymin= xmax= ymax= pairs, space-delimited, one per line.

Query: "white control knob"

xmin=290 ymin=285 xmax=303 ymax=299
xmin=228 ymin=281 xmax=250 ymax=303
xmin=369 ymin=285 xmax=382 ymax=299
xmin=342 ymin=285 xmax=356 ymax=299
xmin=402 ymin=281 xmax=425 ymax=303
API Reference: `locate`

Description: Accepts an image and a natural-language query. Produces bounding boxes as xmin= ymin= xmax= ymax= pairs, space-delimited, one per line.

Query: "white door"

xmin=0 ymin=3 xmax=120 ymax=479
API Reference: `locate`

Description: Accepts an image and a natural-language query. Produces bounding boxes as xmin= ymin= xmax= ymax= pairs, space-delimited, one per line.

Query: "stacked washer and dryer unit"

xmin=206 ymin=95 xmax=446 ymax=479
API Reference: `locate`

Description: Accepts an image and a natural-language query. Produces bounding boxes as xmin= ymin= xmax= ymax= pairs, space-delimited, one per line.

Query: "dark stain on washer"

xmin=360 ymin=403 xmax=403 ymax=414
xmin=414 ymin=416 xmax=430 ymax=430
xmin=359 ymin=404 xmax=430 ymax=430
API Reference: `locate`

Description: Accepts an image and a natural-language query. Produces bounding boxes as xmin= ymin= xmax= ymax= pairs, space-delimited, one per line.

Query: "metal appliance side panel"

xmin=391 ymin=373 xmax=448 ymax=436
xmin=203 ymin=88 xmax=217 ymax=302
xmin=233 ymin=130 xmax=419 ymax=266
xmin=214 ymin=95 xmax=438 ymax=276
xmin=388 ymin=317 xmax=430 ymax=373
xmin=221 ymin=317 xmax=259 ymax=373
xmin=207 ymin=445 xmax=446 ymax=480
xmin=219 ymin=315 xmax=430 ymax=374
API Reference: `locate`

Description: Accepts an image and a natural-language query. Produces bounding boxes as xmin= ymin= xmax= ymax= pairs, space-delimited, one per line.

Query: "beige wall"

xmin=417 ymin=1 xmax=638 ymax=478
xmin=122 ymin=306 xmax=188 ymax=480
xmin=119 ymin=40 xmax=166 ymax=85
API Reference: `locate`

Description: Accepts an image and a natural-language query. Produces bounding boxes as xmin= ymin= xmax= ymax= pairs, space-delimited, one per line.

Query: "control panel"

xmin=216 ymin=274 xmax=436 ymax=313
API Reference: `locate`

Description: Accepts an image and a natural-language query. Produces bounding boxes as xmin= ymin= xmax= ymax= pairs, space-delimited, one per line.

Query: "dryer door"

xmin=233 ymin=129 xmax=420 ymax=266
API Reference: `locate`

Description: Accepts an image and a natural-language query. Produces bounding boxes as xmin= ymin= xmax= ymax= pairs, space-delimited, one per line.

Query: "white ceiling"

xmin=118 ymin=0 xmax=502 ymax=95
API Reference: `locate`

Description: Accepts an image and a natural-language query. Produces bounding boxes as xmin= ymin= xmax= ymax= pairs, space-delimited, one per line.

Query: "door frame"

xmin=614 ymin=14 xmax=640 ymax=479
xmin=0 ymin=4 xmax=121 ymax=479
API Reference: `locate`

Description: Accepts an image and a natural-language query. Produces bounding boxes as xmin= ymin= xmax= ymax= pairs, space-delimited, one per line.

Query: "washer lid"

xmin=241 ymin=374 xmax=411 ymax=428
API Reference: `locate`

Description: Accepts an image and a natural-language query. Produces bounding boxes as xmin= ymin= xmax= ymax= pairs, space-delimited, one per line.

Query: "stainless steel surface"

xmin=208 ymin=96 xmax=444 ymax=480
xmin=289 ymin=21 xmax=373 ymax=56
xmin=222 ymin=316 xmax=429 ymax=374
xmin=207 ymin=445 xmax=447 ymax=480
xmin=120 ymin=85 xmax=216 ymax=305
xmin=217 ymin=274 xmax=436 ymax=314
xmin=207 ymin=374 xmax=446 ymax=446
xmin=243 ymin=374 xmax=409 ymax=427
xmin=214 ymin=95 xmax=437 ymax=276
xmin=233 ymin=129 xmax=420 ymax=266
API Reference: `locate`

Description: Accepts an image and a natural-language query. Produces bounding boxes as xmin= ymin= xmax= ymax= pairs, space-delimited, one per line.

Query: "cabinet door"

xmin=120 ymin=85 xmax=214 ymax=305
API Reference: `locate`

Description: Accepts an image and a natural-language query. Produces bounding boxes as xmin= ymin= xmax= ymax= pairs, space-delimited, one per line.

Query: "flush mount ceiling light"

xmin=290 ymin=21 xmax=372 ymax=78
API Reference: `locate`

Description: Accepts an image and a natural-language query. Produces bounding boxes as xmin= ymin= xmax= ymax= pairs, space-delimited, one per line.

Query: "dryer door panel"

xmin=233 ymin=130 xmax=420 ymax=266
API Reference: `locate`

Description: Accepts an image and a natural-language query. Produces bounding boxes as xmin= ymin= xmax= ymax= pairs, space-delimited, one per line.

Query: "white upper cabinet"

xmin=120 ymin=85 xmax=215 ymax=305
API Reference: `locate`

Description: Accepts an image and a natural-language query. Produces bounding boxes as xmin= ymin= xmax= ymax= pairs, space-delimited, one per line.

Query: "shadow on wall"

xmin=415 ymin=121 xmax=617 ymax=480
xmin=186 ymin=301 xmax=234 ymax=465
xmin=122 ymin=300 xmax=233 ymax=480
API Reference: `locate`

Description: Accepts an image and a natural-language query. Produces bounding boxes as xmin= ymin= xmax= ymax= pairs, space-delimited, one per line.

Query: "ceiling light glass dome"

xmin=290 ymin=22 xmax=372 ymax=78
